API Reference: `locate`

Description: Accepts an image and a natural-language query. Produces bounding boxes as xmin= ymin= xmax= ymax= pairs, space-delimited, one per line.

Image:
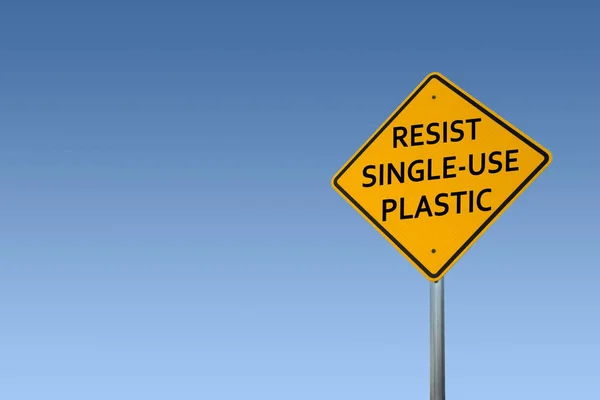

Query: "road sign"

xmin=332 ymin=72 xmax=552 ymax=282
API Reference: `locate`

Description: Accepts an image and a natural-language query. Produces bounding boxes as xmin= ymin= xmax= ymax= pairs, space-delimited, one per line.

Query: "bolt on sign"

xmin=332 ymin=72 xmax=552 ymax=282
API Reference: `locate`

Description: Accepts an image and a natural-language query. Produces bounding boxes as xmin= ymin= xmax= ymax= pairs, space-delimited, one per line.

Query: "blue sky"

xmin=0 ymin=1 xmax=598 ymax=399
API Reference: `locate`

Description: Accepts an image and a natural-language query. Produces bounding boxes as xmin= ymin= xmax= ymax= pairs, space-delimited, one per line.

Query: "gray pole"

xmin=430 ymin=278 xmax=445 ymax=400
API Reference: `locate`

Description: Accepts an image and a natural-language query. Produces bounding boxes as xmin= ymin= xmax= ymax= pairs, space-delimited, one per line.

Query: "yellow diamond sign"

xmin=332 ymin=72 xmax=552 ymax=282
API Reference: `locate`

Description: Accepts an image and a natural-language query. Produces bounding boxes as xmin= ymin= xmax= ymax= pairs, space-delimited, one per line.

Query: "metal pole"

xmin=430 ymin=278 xmax=445 ymax=400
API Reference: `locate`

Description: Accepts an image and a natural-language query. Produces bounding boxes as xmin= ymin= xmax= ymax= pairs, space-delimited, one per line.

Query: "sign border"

xmin=332 ymin=72 xmax=552 ymax=281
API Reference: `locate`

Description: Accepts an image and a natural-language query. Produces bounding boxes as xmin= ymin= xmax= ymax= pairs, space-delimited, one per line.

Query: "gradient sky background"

xmin=1 ymin=1 xmax=598 ymax=399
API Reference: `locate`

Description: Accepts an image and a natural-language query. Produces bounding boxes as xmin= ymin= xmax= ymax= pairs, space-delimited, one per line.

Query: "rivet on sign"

xmin=432 ymin=249 xmax=436 ymax=253
xmin=432 ymin=95 xmax=436 ymax=99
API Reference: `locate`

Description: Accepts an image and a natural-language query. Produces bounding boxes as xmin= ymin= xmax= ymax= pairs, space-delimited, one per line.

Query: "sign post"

xmin=430 ymin=279 xmax=445 ymax=400
xmin=331 ymin=72 xmax=552 ymax=398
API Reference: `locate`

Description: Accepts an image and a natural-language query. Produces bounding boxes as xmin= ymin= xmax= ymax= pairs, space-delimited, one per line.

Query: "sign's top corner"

xmin=424 ymin=71 xmax=446 ymax=82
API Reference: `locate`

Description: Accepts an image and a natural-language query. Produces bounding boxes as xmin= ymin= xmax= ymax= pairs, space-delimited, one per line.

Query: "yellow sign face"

xmin=332 ymin=72 xmax=552 ymax=282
